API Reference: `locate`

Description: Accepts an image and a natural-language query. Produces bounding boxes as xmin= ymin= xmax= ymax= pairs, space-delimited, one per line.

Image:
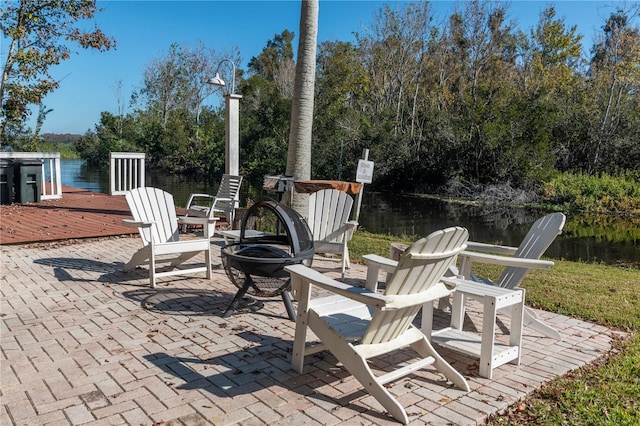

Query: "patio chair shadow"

xmin=142 ymin=330 xmax=404 ymax=423
xmin=33 ymin=257 xmax=148 ymax=284
xmin=35 ymin=257 xmax=124 ymax=273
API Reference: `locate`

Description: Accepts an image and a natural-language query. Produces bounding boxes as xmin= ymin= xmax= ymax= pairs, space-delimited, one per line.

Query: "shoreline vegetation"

xmin=48 ymin=139 xmax=640 ymax=218
xmin=350 ymin=232 xmax=639 ymax=425
xmin=436 ymin=172 xmax=640 ymax=217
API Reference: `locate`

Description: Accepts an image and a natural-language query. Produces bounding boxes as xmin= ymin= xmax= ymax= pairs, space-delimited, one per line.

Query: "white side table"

xmin=424 ymin=279 xmax=525 ymax=379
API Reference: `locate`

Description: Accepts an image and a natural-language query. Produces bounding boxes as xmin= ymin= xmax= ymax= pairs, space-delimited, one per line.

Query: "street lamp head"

xmin=207 ymin=73 xmax=226 ymax=88
xmin=208 ymin=59 xmax=236 ymax=95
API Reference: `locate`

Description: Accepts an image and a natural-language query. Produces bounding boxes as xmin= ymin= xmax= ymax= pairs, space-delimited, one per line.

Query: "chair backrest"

xmin=307 ymin=189 xmax=354 ymax=243
xmin=125 ymin=187 xmax=180 ymax=245
xmin=362 ymin=226 xmax=469 ymax=345
xmin=497 ymin=212 xmax=566 ymax=289
xmin=213 ymin=174 xmax=243 ymax=216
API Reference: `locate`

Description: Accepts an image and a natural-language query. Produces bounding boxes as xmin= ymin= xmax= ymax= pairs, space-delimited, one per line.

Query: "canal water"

xmin=59 ymin=159 xmax=639 ymax=267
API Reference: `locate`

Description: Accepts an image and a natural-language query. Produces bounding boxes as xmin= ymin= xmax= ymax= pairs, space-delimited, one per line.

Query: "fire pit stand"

xmin=221 ymin=200 xmax=314 ymax=320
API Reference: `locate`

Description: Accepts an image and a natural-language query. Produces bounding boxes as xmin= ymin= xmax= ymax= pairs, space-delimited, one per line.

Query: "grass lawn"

xmin=350 ymin=231 xmax=640 ymax=425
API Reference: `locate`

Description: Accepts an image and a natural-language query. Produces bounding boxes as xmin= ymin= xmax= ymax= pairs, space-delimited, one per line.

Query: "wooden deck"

xmin=1 ymin=186 xmax=147 ymax=245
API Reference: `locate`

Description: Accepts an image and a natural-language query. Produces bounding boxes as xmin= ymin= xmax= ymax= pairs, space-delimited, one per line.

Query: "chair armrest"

xmin=441 ymin=276 xmax=523 ymax=299
xmin=345 ymin=220 xmax=358 ymax=239
xmin=122 ymin=219 xmax=154 ymax=229
xmin=186 ymin=193 xmax=214 ymax=208
xmin=362 ymin=254 xmax=398 ymax=291
xmin=459 ymin=250 xmax=554 ymax=270
xmin=285 ymin=264 xmax=454 ymax=310
xmin=177 ymin=216 xmax=219 ymax=225
xmin=362 ymin=254 xmax=397 ymax=272
xmin=286 ymin=264 xmax=387 ymax=308
xmin=188 ymin=193 xmax=214 ymax=198
xmin=466 ymin=241 xmax=518 ymax=256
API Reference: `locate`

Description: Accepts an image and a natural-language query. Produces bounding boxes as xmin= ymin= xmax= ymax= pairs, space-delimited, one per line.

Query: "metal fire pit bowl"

xmin=221 ymin=200 xmax=314 ymax=320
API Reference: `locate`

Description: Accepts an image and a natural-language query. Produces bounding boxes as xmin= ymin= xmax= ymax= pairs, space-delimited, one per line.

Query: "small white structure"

xmin=0 ymin=151 xmax=62 ymax=200
xmin=109 ymin=152 xmax=145 ymax=195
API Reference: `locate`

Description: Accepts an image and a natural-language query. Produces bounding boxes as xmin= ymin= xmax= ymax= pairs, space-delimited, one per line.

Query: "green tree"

xmin=514 ymin=6 xmax=584 ymax=184
xmin=129 ymin=43 xmax=231 ymax=174
xmin=313 ymin=40 xmax=369 ymax=181
xmin=588 ymin=9 xmax=640 ymax=173
xmin=1 ymin=0 xmax=114 ymax=148
xmin=241 ymin=31 xmax=296 ymax=184
xmin=443 ymin=1 xmax=519 ymax=184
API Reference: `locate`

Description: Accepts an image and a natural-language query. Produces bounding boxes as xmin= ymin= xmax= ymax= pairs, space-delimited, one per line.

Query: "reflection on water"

xmin=58 ymin=159 xmax=639 ymax=267
xmin=58 ymin=158 xmax=109 ymax=193
xmin=358 ymin=193 xmax=640 ymax=268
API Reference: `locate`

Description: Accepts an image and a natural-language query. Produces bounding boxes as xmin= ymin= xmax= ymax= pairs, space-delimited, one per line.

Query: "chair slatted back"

xmin=362 ymin=227 xmax=469 ymax=345
xmin=307 ymin=189 xmax=353 ymax=243
xmin=212 ymin=174 xmax=243 ymax=218
xmin=125 ymin=187 xmax=179 ymax=245
xmin=496 ymin=212 xmax=566 ymax=289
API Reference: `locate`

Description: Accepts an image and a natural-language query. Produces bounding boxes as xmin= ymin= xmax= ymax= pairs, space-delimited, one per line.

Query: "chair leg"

xmin=495 ymin=305 xmax=562 ymax=340
xmin=123 ymin=247 xmax=149 ymax=272
xmin=204 ymin=247 xmax=212 ymax=280
xmin=291 ymin=276 xmax=311 ymax=373
xmin=411 ymin=336 xmax=470 ymax=392
xmin=523 ymin=307 xmax=561 ymax=340
xmin=291 ymin=314 xmax=309 ymax=373
xmin=339 ymin=348 xmax=409 ymax=424
xmin=344 ymin=245 xmax=351 ymax=269
xmin=149 ymin=247 xmax=157 ymax=289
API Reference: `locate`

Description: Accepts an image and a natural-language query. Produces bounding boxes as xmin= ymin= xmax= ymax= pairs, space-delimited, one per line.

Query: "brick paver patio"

xmin=1 ymin=236 xmax=624 ymax=425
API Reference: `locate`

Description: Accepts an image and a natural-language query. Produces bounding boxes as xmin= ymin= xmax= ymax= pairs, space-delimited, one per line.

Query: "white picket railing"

xmin=0 ymin=152 xmax=62 ymax=200
xmin=109 ymin=152 xmax=146 ymax=195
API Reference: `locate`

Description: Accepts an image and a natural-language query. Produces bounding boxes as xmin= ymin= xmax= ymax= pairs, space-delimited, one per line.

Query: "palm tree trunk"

xmin=286 ymin=0 xmax=319 ymax=217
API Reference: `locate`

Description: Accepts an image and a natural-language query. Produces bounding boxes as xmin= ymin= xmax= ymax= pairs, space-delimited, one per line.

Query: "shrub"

xmin=542 ymin=172 xmax=640 ymax=215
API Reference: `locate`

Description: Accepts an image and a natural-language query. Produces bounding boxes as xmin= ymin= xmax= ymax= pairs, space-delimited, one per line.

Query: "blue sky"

xmin=25 ymin=0 xmax=623 ymax=135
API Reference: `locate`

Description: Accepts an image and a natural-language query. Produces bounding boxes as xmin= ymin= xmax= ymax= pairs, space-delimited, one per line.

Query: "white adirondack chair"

xmin=450 ymin=212 xmax=566 ymax=339
xmin=123 ymin=187 xmax=217 ymax=288
xmin=307 ymin=188 xmax=358 ymax=278
xmin=184 ymin=174 xmax=243 ymax=236
xmin=285 ymin=226 xmax=470 ymax=425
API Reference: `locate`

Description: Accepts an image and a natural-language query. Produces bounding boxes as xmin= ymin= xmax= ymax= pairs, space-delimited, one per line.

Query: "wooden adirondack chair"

xmin=307 ymin=188 xmax=358 ymax=278
xmin=123 ymin=187 xmax=217 ymax=288
xmin=285 ymin=227 xmax=470 ymax=424
xmin=184 ymin=174 xmax=243 ymax=236
xmin=450 ymin=212 xmax=566 ymax=339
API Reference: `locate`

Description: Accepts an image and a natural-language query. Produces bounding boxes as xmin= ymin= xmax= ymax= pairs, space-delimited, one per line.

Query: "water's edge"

xmin=58 ymin=159 xmax=640 ymax=267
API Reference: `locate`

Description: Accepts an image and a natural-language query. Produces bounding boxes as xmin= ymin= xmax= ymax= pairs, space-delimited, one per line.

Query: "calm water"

xmin=58 ymin=159 xmax=640 ymax=267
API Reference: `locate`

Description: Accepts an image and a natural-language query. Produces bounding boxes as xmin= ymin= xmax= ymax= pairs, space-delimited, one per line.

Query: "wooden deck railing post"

xmin=109 ymin=152 xmax=146 ymax=195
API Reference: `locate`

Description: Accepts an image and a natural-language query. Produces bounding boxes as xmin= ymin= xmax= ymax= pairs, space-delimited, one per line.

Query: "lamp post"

xmin=207 ymin=59 xmax=242 ymax=176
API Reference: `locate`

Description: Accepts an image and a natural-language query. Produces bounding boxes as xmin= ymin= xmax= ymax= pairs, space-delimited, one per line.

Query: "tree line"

xmin=4 ymin=1 xmax=640 ymax=194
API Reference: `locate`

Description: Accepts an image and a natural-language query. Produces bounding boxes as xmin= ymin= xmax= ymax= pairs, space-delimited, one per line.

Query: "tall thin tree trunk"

xmin=285 ymin=0 xmax=318 ymax=217
xmin=593 ymin=72 xmax=617 ymax=172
